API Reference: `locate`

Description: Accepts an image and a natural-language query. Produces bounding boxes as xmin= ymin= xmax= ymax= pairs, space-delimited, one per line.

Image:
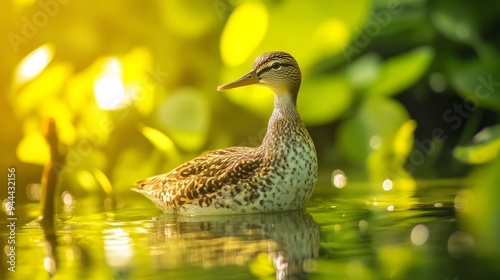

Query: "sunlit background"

xmin=1 ymin=0 xmax=500 ymax=279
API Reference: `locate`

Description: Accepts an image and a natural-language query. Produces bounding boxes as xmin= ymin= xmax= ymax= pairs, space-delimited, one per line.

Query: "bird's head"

xmin=217 ymin=51 xmax=301 ymax=103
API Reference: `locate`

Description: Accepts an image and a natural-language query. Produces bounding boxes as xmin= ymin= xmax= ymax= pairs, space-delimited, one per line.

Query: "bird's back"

xmin=133 ymin=146 xmax=264 ymax=214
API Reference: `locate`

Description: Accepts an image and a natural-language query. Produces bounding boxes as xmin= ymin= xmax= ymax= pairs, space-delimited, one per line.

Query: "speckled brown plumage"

xmin=133 ymin=51 xmax=318 ymax=215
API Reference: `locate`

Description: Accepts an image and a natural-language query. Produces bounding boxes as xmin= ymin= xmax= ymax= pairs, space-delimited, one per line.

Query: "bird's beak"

xmin=217 ymin=70 xmax=259 ymax=91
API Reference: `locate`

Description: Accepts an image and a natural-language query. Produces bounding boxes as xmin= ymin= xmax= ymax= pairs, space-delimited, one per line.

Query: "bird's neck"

xmin=270 ymin=92 xmax=301 ymax=124
xmin=260 ymin=92 xmax=307 ymax=150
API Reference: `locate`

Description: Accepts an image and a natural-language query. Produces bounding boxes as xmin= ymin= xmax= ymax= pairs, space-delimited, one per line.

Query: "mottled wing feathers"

xmin=133 ymin=146 xmax=263 ymax=211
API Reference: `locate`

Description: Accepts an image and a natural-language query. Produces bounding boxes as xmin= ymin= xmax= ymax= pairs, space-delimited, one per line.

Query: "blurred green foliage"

xmin=0 ymin=0 xmax=499 ymax=206
xmin=1 ymin=1 xmax=500 ymax=278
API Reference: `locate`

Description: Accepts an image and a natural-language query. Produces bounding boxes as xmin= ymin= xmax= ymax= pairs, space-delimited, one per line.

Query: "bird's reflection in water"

xmin=144 ymin=210 xmax=319 ymax=279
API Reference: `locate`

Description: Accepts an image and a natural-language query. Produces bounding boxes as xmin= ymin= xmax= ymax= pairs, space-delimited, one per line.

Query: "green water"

xmin=3 ymin=182 xmax=499 ymax=280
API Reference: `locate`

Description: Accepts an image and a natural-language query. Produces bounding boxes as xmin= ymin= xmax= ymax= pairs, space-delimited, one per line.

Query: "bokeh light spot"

xmin=334 ymin=224 xmax=341 ymax=233
xmin=411 ymin=224 xmax=429 ymax=246
xmin=448 ymin=231 xmax=474 ymax=259
xmin=370 ymin=135 xmax=382 ymax=150
xmin=26 ymin=183 xmax=42 ymax=201
xmin=429 ymin=72 xmax=447 ymax=93
xmin=382 ymin=179 xmax=393 ymax=191
xmin=62 ymin=191 xmax=74 ymax=206
xmin=103 ymin=228 xmax=134 ymax=267
xmin=359 ymin=220 xmax=369 ymax=233
xmin=331 ymin=169 xmax=347 ymax=189
xmin=15 ymin=43 xmax=54 ymax=84
xmin=94 ymin=75 xmax=125 ymax=110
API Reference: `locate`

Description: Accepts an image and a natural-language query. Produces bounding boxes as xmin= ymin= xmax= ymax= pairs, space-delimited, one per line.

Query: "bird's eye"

xmin=271 ymin=62 xmax=281 ymax=69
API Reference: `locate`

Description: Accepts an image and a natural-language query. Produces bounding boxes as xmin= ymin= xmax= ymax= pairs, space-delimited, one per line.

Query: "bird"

xmin=133 ymin=51 xmax=318 ymax=215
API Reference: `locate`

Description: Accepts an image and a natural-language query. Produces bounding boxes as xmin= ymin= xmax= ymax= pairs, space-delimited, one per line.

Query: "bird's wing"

xmin=133 ymin=146 xmax=263 ymax=201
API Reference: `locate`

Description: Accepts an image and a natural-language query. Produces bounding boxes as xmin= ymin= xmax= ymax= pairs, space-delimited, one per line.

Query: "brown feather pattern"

xmin=133 ymin=52 xmax=318 ymax=215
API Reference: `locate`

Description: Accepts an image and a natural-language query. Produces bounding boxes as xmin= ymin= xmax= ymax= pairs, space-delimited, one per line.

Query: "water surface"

xmin=4 ymin=181 xmax=499 ymax=280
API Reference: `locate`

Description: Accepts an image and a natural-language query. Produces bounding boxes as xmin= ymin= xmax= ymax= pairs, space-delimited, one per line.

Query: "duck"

xmin=133 ymin=51 xmax=317 ymax=215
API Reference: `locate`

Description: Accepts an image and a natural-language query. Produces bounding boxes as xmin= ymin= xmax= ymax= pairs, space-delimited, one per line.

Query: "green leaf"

xmin=16 ymin=132 xmax=50 ymax=165
xmin=220 ymin=1 xmax=268 ymax=67
xmin=453 ymin=125 xmax=500 ymax=164
xmin=346 ymin=53 xmax=382 ymax=91
xmin=93 ymin=169 xmax=113 ymax=196
xmin=392 ymin=119 xmax=417 ymax=159
xmin=139 ymin=124 xmax=178 ymax=156
xmin=365 ymin=46 xmax=434 ymax=97
xmin=15 ymin=63 xmax=73 ymax=116
xmin=259 ymin=0 xmax=371 ymax=68
xmin=367 ymin=119 xmax=417 ymax=186
xmin=430 ymin=0 xmax=479 ymax=44
xmin=338 ymin=97 xmax=410 ymax=166
xmin=156 ymin=87 xmax=210 ymax=152
xmin=299 ymin=75 xmax=354 ymax=126
xmin=159 ymin=0 xmax=219 ymax=39
xmin=449 ymin=60 xmax=500 ymax=112
xmin=463 ymin=157 xmax=500 ymax=254
xmin=219 ymin=0 xmax=370 ymax=116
